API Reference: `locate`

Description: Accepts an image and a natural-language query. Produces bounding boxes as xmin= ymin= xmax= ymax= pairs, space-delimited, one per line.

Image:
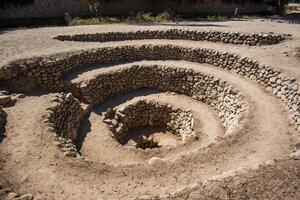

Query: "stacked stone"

xmin=0 ymin=106 xmax=7 ymax=135
xmin=0 ymin=45 xmax=280 ymax=92
xmin=0 ymin=52 xmax=86 ymax=91
xmin=103 ymin=99 xmax=194 ymax=143
xmin=135 ymin=135 xmax=159 ymax=149
xmin=81 ymin=65 xmax=246 ymax=135
xmin=0 ymin=44 xmax=286 ymax=92
xmin=0 ymin=90 xmax=13 ymax=106
xmin=42 ymin=93 xmax=83 ymax=157
xmin=55 ymin=29 xmax=286 ymax=46
xmin=1 ymin=44 xmax=300 ymax=137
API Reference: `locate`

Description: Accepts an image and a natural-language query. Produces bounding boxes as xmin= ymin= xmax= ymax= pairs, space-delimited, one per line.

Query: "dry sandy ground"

xmin=0 ymin=19 xmax=300 ymax=199
xmin=0 ymin=19 xmax=300 ymax=78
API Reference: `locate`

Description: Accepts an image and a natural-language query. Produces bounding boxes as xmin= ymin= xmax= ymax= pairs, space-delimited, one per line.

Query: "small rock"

xmin=0 ymin=95 xmax=12 ymax=105
xmin=266 ymin=87 xmax=273 ymax=92
xmin=5 ymin=192 xmax=19 ymax=199
xmin=139 ymin=195 xmax=152 ymax=200
xmin=126 ymin=139 xmax=136 ymax=147
xmin=292 ymin=104 xmax=298 ymax=112
xmin=289 ymin=150 xmax=300 ymax=160
xmin=265 ymin=159 xmax=276 ymax=166
xmin=0 ymin=188 xmax=10 ymax=197
xmin=65 ymin=93 xmax=73 ymax=99
xmin=15 ymin=193 xmax=33 ymax=200
xmin=0 ymin=91 xmax=9 ymax=95
xmin=103 ymin=119 xmax=112 ymax=125
xmin=63 ymin=151 xmax=77 ymax=157
xmin=148 ymin=157 xmax=163 ymax=165
xmin=16 ymin=94 xmax=26 ymax=99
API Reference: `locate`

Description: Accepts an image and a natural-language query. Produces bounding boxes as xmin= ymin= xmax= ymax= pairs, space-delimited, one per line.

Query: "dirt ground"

xmin=1 ymin=19 xmax=300 ymax=200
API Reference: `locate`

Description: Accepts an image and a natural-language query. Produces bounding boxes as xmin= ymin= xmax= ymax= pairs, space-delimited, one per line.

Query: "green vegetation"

xmin=125 ymin=11 xmax=173 ymax=23
xmin=65 ymin=11 xmax=174 ymax=26
xmin=66 ymin=12 xmax=265 ymax=26
xmin=67 ymin=17 xmax=120 ymax=26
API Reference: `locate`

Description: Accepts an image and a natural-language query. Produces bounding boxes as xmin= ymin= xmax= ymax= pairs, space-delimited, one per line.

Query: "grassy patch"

xmin=68 ymin=12 xmax=243 ymax=26
xmin=126 ymin=11 xmax=173 ymax=23
xmin=67 ymin=11 xmax=173 ymax=26
xmin=67 ymin=17 xmax=120 ymax=26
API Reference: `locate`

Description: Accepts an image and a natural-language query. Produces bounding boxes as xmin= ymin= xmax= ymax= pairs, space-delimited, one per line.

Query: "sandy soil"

xmin=0 ymin=19 xmax=300 ymax=199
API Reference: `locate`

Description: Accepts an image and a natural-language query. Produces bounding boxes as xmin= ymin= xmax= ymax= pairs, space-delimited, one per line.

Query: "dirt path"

xmin=0 ymin=94 xmax=60 ymax=198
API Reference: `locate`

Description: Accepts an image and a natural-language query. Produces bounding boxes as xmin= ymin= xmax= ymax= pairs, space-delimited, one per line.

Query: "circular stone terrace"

xmin=0 ymin=21 xmax=300 ymax=200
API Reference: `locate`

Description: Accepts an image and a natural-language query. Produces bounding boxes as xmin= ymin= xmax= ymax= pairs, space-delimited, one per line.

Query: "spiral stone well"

xmin=103 ymin=99 xmax=194 ymax=149
xmin=0 ymin=26 xmax=300 ymax=200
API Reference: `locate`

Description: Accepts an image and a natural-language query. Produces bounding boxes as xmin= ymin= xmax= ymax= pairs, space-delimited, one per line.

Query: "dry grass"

xmin=68 ymin=11 xmax=173 ymax=26
xmin=67 ymin=17 xmax=121 ymax=26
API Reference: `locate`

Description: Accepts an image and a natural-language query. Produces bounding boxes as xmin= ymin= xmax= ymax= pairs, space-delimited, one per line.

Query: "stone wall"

xmin=1 ymin=43 xmax=300 ymax=141
xmin=55 ymin=29 xmax=286 ymax=46
xmin=103 ymin=99 xmax=194 ymax=143
xmin=42 ymin=93 xmax=83 ymax=157
xmin=74 ymin=64 xmax=246 ymax=135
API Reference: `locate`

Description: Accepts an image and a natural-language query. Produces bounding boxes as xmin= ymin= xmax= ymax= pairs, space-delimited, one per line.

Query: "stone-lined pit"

xmin=103 ymin=99 xmax=194 ymax=149
xmin=0 ymin=26 xmax=300 ymax=200
xmin=1 ymin=44 xmax=297 ymax=137
xmin=40 ymin=63 xmax=247 ymax=156
xmin=54 ymin=29 xmax=286 ymax=46
xmin=73 ymin=64 xmax=247 ymax=136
